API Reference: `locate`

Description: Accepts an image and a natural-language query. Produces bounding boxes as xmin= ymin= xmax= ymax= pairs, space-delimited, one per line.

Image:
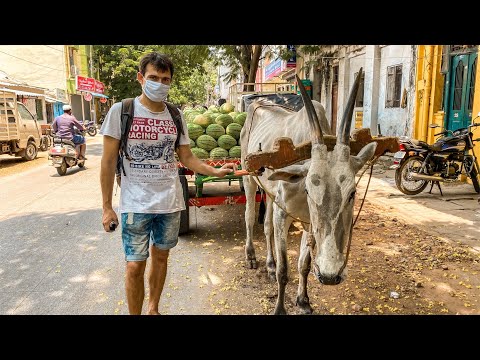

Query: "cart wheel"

xmin=179 ymin=169 xmax=190 ymax=235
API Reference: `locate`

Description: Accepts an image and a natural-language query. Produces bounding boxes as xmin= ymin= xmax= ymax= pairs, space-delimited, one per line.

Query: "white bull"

xmin=240 ymin=69 xmax=376 ymax=314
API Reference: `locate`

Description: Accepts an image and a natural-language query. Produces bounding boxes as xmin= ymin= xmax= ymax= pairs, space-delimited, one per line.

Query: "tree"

xmin=210 ymin=45 xmax=263 ymax=92
xmin=94 ymin=45 xmax=214 ymax=106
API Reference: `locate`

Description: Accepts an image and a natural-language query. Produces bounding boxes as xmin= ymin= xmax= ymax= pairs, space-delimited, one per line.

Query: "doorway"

xmin=445 ymin=52 xmax=477 ymax=131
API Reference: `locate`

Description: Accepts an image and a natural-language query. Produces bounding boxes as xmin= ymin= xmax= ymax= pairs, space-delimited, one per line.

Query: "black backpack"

xmin=115 ymin=98 xmax=184 ymax=186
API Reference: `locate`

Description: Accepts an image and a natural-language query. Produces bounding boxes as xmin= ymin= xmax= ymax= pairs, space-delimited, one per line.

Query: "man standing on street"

xmin=99 ymin=52 xmax=236 ymax=315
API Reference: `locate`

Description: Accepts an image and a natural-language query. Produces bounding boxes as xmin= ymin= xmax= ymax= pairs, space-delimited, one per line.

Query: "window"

xmin=354 ymin=71 xmax=365 ymax=107
xmin=386 ymin=64 xmax=402 ymax=108
xmin=453 ymin=60 xmax=464 ymax=110
xmin=17 ymin=103 xmax=35 ymax=121
xmin=468 ymin=57 xmax=477 ymax=111
xmin=333 ymin=66 xmax=339 ymax=84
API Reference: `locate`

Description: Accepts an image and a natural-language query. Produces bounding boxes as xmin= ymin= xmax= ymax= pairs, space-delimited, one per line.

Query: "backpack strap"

xmin=118 ymin=98 xmax=135 ymax=177
xmin=164 ymin=101 xmax=184 ymax=149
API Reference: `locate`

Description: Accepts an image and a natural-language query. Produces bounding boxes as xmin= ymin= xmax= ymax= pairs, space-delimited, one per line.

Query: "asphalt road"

xmin=0 ymin=134 xmax=250 ymax=315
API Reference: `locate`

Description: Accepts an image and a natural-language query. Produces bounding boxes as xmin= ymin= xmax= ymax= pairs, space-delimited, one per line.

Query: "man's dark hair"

xmin=218 ymin=98 xmax=226 ymax=106
xmin=139 ymin=52 xmax=174 ymax=77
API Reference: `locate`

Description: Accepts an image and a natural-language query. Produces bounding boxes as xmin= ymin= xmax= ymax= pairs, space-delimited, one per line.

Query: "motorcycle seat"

xmin=411 ymin=139 xmax=442 ymax=151
xmin=53 ymin=137 xmax=76 ymax=147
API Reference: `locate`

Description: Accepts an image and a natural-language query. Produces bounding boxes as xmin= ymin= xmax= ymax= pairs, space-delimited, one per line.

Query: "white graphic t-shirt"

xmin=100 ymin=97 xmax=190 ymax=214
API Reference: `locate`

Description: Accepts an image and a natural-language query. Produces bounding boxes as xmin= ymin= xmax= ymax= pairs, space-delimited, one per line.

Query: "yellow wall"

xmin=472 ymin=49 xmax=480 ymax=164
xmin=413 ymin=45 xmax=445 ymax=143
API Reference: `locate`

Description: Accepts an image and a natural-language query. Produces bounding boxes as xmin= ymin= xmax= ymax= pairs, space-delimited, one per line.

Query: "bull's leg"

xmin=264 ymin=196 xmax=276 ymax=281
xmin=296 ymin=230 xmax=313 ymax=314
xmin=243 ymin=175 xmax=258 ymax=269
xmin=273 ymin=208 xmax=292 ymax=315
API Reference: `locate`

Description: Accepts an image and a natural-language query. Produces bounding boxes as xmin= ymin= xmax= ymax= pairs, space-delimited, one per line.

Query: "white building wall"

xmin=0 ymin=45 xmax=66 ymax=90
xmin=376 ymin=45 xmax=415 ymax=137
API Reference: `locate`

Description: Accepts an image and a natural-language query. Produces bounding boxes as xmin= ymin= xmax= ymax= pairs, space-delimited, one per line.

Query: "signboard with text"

xmin=76 ymin=75 xmax=95 ymax=92
xmin=286 ymin=45 xmax=296 ymax=68
xmin=94 ymin=80 xmax=105 ymax=94
xmin=264 ymin=58 xmax=283 ymax=80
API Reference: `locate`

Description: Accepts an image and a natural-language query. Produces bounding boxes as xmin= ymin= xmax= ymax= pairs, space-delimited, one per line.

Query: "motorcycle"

xmin=83 ymin=120 xmax=97 ymax=137
xmin=48 ymin=129 xmax=86 ymax=176
xmin=391 ymin=113 xmax=480 ymax=196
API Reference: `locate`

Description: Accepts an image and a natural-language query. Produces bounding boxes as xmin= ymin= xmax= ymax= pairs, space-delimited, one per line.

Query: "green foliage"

xmin=94 ymin=45 xmax=215 ymax=106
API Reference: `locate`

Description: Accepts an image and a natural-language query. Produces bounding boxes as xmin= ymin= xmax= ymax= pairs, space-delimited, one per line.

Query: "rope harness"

xmin=248 ymin=154 xmax=380 ymax=278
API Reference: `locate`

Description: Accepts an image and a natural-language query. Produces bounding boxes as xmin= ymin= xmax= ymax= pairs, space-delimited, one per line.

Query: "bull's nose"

xmin=318 ymin=274 xmax=343 ymax=285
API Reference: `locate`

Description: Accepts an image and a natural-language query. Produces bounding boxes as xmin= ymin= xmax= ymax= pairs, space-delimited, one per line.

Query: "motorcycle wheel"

xmin=470 ymin=166 xmax=480 ymax=193
xmin=87 ymin=127 xmax=97 ymax=137
xmin=56 ymin=160 xmax=67 ymax=176
xmin=395 ymin=155 xmax=428 ymax=195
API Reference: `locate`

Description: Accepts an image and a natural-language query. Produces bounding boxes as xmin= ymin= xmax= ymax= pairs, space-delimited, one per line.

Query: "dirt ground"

xmin=182 ymin=198 xmax=480 ymax=315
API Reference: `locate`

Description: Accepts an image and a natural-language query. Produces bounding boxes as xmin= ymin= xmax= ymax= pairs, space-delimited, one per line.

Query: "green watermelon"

xmin=234 ymin=112 xmax=247 ymax=126
xmin=229 ymin=145 xmax=241 ymax=158
xmin=209 ymin=147 xmax=229 ymax=159
xmin=196 ymin=134 xmax=217 ymax=151
xmin=217 ymin=134 xmax=237 ymax=150
xmin=226 ymin=123 xmax=242 ymax=140
xmin=215 ymin=114 xmax=233 ymax=128
xmin=194 ymin=106 xmax=207 ymax=113
xmin=191 ymin=147 xmax=209 ymax=159
xmin=206 ymin=123 xmax=225 ymax=139
xmin=189 ymin=139 xmax=196 ymax=148
xmin=229 ymin=111 xmax=239 ymax=120
xmin=187 ymin=123 xmax=204 ymax=140
xmin=208 ymin=105 xmax=219 ymax=112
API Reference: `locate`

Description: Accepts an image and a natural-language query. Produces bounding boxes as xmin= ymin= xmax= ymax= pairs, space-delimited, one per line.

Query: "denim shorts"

xmin=72 ymin=134 xmax=85 ymax=144
xmin=121 ymin=212 xmax=181 ymax=261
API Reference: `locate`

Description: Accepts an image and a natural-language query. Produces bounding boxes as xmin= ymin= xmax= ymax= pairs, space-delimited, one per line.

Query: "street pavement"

xmin=356 ymin=157 xmax=480 ymax=253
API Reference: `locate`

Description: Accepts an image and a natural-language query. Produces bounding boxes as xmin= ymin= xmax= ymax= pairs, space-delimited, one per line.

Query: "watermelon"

xmin=229 ymin=111 xmax=239 ymax=120
xmin=194 ymin=106 xmax=207 ymax=113
xmin=234 ymin=112 xmax=247 ymax=126
xmin=226 ymin=123 xmax=242 ymax=140
xmin=187 ymin=123 xmax=204 ymax=140
xmin=209 ymin=147 xmax=229 ymax=159
xmin=208 ymin=105 xmax=218 ymax=112
xmin=215 ymin=114 xmax=233 ymax=128
xmin=196 ymin=134 xmax=217 ymax=151
xmin=189 ymin=139 xmax=196 ymax=148
xmin=193 ymin=114 xmax=212 ymax=128
xmin=229 ymin=145 xmax=241 ymax=158
xmin=217 ymin=134 xmax=237 ymax=150
xmin=191 ymin=147 xmax=209 ymax=159
xmin=220 ymin=102 xmax=235 ymax=114
xmin=206 ymin=123 xmax=225 ymax=139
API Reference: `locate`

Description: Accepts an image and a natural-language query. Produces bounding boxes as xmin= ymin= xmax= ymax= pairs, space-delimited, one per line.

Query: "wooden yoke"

xmin=244 ymin=128 xmax=399 ymax=173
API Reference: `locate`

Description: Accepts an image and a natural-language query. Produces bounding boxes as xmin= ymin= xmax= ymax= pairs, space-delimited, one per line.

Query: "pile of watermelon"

xmin=183 ymin=102 xmax=246 ymax=160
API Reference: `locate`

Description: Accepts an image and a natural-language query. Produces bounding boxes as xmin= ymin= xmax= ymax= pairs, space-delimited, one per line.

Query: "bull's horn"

xmin=296 ymin=74 xmax=324 ymax=144
xmin=339 ymin=67 xmax=363 ymax=145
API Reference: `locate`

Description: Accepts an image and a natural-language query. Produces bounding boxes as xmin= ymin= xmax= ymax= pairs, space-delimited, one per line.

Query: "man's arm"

xmin=72 ymin=117 xmax=86 ymax=131
xmin=177 ymin=145 xmax=236 ymax=177
xmin=52 ymin=119 xmax=57 ymax=132
xmin=100 ymin=135 xmax=120 ymax=231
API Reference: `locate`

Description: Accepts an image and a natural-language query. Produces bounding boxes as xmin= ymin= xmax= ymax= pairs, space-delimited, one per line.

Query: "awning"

xmin=45 ymin=96 xmax=67 ymax=104
xmin=0 ymin=87 xmax=45 ymax=98
xmin=82 ymin=91 xmax=109 ymax=99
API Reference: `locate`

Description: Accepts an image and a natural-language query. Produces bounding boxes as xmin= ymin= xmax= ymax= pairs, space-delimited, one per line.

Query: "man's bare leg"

xmin=125 ymin=260 xmax=147 ymax=315
xmin=148 ymin=246 xmax=169 ymax=315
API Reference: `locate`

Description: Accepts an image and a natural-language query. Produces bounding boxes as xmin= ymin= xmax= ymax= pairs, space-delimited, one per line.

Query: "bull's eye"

xmin=348 ymin=191 xmax=356 ymax=203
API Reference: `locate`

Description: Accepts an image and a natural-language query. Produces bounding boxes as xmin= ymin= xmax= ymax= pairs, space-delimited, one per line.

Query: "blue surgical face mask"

xmin=142 ymin=78 xmax=170 ymax=102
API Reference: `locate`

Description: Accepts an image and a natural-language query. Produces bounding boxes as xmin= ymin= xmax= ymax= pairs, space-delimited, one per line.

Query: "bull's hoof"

xmin=273 ymin=306 xmax=287 ymax=315
xmin=246 ymin=259 xmax=258 ymax=269
xmin=267 ymin=271 xmax=276 ymax=282
xmin=296 ymin=296 xmax=313 ymax=314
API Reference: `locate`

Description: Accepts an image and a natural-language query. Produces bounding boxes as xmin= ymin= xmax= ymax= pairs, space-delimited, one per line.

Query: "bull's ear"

xmin=268 ymin=164 xmax=308 ymax=183
xmin=352 ymin=142 xmax=377 ymax=173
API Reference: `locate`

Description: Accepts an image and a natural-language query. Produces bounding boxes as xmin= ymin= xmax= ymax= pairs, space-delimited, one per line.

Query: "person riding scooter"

xmin=52 ymin=104 xmax=87 ymax=160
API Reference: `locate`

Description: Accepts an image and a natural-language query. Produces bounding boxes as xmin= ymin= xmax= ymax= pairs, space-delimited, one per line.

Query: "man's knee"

xmin=151 ymin=246 xmax=169 ymax=262
xmin=126 ymin=261 xmax=146 ymax=277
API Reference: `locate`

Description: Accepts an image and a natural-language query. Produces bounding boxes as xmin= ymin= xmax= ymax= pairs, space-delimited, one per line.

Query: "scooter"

xmin=83 ymin=120 xmax=97 ymax=137
xmin=48 ymin=130 xmax=86 ymax=176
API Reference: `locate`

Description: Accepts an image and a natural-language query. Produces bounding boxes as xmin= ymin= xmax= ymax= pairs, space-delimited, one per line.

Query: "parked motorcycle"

xmin=391 ymin=113 xmax=480 ymax=195
xmin=48 ymin=130 xmax=86 ymax=176
xmin=83 ymin=120 xmax=97 ymax=137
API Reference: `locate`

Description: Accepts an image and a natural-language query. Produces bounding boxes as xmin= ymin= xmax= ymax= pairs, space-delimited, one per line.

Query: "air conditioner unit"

xmin=70 ymin=65 xmax=79 ymax=76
